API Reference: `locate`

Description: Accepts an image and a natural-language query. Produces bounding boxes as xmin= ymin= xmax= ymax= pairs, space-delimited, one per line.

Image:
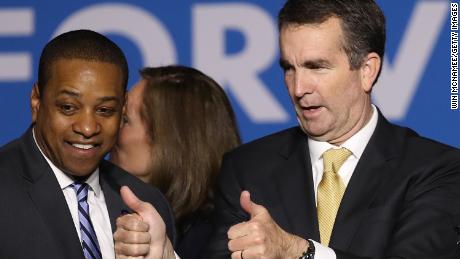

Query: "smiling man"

xmin=0 ymin=30 xmax=175 ymax=259
xmin=205 ymin=0 xmax=460 ymax=258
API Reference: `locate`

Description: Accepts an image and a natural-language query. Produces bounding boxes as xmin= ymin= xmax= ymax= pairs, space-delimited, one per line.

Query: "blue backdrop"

xmin=1 ymin=0 xmax=459 ymax=147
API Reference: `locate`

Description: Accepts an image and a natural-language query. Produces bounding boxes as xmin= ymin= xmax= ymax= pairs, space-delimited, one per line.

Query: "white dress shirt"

xmin=306 ymin=105 xmax=378 ymax=259
xmin=33 ymin=130 xmax=115 ymax=259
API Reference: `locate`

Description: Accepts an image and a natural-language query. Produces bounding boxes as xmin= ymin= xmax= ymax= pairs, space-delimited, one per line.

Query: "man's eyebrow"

xmin=57 ymin=89 xmax=80 ymax=97
xmin=278 ymin=58 xmax=332 ymax=69
xmin=301 ymin=59 xmax=332 ymax=68
xmin=97 ymin=96 xmax=120 ymax=103
xmin=56 ymin=90 xmax=121 ymax=103
xmin=279 ymin=59 xmax=291 ymax=68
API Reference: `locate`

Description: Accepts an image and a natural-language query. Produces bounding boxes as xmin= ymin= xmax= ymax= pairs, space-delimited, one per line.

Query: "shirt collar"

xmin=32 ymin=128 xmax=102 ymax=197
xmin=308 ymin=105 xmax=378 ymax=161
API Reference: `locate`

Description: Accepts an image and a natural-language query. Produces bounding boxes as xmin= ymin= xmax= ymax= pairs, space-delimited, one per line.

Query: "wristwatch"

xmin=299 ymin=239 xmax=315 ymax=259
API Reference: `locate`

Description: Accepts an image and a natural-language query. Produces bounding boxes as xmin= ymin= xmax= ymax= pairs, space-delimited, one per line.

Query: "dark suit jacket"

xmin=0 ymin=128 xmax=176 ymax=259
xmin=205 ymin=113 xmax=460 ymax=259
xmin=176 ymin=211 xmax=213 ymax=259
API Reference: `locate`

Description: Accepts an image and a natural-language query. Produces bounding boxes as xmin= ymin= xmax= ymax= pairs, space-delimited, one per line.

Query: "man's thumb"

xmin=120 ymin=186 xmax=148 ymax=214
xmin=240 ymin=190 xmax=252 ymax=215
xmin=240 ymin=190 xmax=266 ymax=218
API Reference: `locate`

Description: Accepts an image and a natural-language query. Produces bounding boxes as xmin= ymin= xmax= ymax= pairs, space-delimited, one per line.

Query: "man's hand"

xmin=227 ymin=191 xmax=308 ymax=259
xmin=114 ymin=186 xmax=175 ymax=259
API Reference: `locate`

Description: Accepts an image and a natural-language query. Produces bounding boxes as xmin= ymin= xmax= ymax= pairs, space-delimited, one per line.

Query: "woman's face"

xmin=110 ymin=80 xmax=152 ymax=182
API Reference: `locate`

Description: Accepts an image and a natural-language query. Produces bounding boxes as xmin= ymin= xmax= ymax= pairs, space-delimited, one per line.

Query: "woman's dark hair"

xmin=139 ymin=65 xmax=241 ymax=225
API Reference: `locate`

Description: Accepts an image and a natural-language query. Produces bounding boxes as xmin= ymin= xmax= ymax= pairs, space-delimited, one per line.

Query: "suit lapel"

xmin=329 ymin=113 xmax=403 ymax=249
xmin=99 ymin=161 xmax=130 ymax=232
xmin=20 ymin=129 xmax=85 ymax=259
xmin=274 ymin=128 xmax=320 ymax=240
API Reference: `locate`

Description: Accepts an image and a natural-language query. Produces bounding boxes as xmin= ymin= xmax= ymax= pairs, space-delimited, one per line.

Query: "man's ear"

xmin=31 ymin=84 xmax=41 ymax=123
xmin=360 ymin=52 xmax=381 ymax=92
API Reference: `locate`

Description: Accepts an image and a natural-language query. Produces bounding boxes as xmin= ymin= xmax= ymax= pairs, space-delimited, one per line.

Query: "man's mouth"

xmin=305 ymin=105 xmax=321 ymax=110
xmin=72 ymin=143 xmax=95 ymax=150
xmin=300 ymin=105 xmax=324 ymax=118
xmin=66 ymin=141 xmax=100 ymax=151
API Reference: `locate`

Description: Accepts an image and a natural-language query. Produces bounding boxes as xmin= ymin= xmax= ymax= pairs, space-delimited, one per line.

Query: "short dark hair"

xmin=278 ymin=0 xmax=385 ymax=82
xmin=139 ymin=66 xmax=241 ymax=225
xmin=37 ymin=29 xmax=129 ymax=93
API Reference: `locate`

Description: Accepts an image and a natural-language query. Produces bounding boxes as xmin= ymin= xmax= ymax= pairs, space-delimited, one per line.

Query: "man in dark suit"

xmin=205 ymin=0 xmax=460 ymax=258
xmin=0 ymin=29 xmax=175 ymax=259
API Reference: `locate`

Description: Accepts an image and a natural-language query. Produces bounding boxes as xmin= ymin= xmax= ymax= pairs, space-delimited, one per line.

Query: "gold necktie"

xmin=317 ymin=147 xmax=352 ymax=246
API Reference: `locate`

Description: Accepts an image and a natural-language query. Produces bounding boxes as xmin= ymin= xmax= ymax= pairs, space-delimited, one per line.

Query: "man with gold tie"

xmin=204 ymin=0 xmax=460 ymax=258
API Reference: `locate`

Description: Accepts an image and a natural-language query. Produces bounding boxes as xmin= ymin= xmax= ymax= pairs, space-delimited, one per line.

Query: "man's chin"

xmin=61 ymin=164 xmax=99 ymax=177
xmin=300 ymin=125 xmax=331 ymax=142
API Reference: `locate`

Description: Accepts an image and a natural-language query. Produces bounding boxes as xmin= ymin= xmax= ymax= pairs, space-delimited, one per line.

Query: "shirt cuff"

xmin=310 ymin=240 xmax=336 ymax=259
xmin=174 ymin=250 xmax=181 ymax=259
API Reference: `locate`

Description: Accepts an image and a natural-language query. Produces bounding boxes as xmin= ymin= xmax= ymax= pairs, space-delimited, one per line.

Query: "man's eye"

xmin=281 ymin=64 xmax=293 ymax=72
xmin=97 ymin=107 xmax=116 ymax=116
xmin=308 ymin=64 xmax=328 ymax=70
xmin=60 ymin=104 xmax=76 ymax=113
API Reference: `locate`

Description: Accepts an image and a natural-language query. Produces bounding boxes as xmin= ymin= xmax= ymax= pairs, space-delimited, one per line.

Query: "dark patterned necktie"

xmin=70 ymin=182 xmax=102 ymax=259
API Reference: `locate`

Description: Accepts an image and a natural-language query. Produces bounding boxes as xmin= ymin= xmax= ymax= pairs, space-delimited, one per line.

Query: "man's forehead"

xmin=280 ymin=20 xmax=346 ymax=54
xmin=55 ymin=88 xmax=123 ymax=102
xmin=281 ymin=17 xmax=344 ymax=35
xmin=47 ymin=59 xmax=123 ymax=83
xmin=49 ymin=57 xmax=120 ymax=70
xmin=41 ymin=60 xmax=125 ymax=101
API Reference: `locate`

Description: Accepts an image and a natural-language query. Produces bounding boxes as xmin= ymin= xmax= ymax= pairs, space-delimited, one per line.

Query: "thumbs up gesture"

xmin=227 ymin=191 xmax=309 ymax=259
xmin=113 ymin=186 xmax=175 ymax=259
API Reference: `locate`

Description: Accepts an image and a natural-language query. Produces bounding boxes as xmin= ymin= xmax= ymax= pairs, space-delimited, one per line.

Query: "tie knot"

xmin=70 ymin=182 xmax=89 ymax=202
xmin=322 ymin=147 xmax=352 ymax=173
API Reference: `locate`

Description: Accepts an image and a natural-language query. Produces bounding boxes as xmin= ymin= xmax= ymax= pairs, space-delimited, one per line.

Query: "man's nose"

xmin=72 ymin=111 xmax=101 ymax=138
xmin=293 ymin=71 xmax=315 ymax=98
